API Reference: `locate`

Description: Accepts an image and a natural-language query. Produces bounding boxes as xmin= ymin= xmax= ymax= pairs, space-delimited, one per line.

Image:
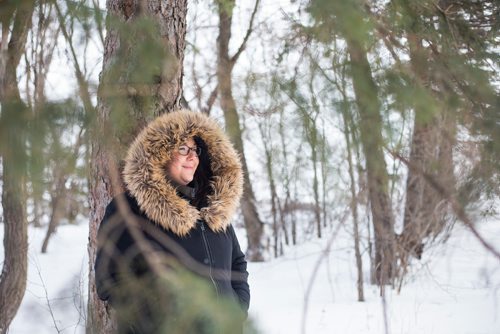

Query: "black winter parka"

xmin=95 ymin=192 xmax=250 ymax=311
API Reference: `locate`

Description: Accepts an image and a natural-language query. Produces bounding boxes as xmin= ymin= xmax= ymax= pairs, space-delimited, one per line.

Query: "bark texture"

xmin=87 ymin=1 xmax=188 ymax=332
xmin=0 ymin=2 xmax=35 ymax=332
xmin=400 ymin=8 xmax=456 ymax=264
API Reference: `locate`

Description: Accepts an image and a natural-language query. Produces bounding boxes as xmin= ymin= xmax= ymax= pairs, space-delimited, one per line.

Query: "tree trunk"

xmin=260 ymin=124 xmax=280 ymax=258
xmin=41 ymin=127 xmax=84 ymax=253
xmin=278 ymin=110 xmax=291 ymax=246
xmin=346 ymin=38 xmax=395 ymax=285
xmin=311 ymin=137 xmax=321 ymax=238
xmin=401 ymin=19 xmax=456 ymax=262
xmin=293 ymin=82 xmax=322 ymax=238
xmin=321 ymin=125 xmax=328 ymax=229
xmin=0 ymin=156 xmax=27 ymax=334
xmin=41 ymin=176 xmax=66 ymax=253
xmin=341 ymin=95 xmax=365 ymax=302
xmin=305 ymin=79 xmax=322 ymax=238
xmin=292 ymin=172 xmax=298 ymax=245
xmin=87 ymin=1 xmax=188 ymax=332
xmin=216 ymin=0 xmax=264 ymax=261
xmin=302 ymin=113 xmax=322 ymax=239
xmin=0 ymin=3 xmax=35 ymax=332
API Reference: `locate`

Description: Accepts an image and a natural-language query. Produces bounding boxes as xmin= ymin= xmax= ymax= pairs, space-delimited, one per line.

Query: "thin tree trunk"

xmin=338 ymin=50 xmax=371 ymax=290
xmin=311 ymin=142 xmax=322 ymax=238
xmin=307 ymin=78 xmax=322 ymax=238
xmin=260 ymin=124 xmax=280 ymax=258
xmin=315 ymin=51 xmax=366 ymax=295
xmin=28 ymin=4 xmax=58 ymax=228
xmin=41 ymin=128 xmax=84 ymax=253
xmin=278 ymin=110 xmax=290 ymax=246
xmin=32 ymin=201 xmax=42 ymax=227
xmin=292 ymin=168 xmax=299 ymax=245
xmin=216 ymin=0 xmax=264 ymax=261
xmin=87 ymin=1 xmax=188 ymax=332
xmin=346 ymin=38 xmax=395 ymax=285
xmin=321 ymin=124 xmax=328 ymax=228
xmin=294 ymin=97 xmax=321 ymax=238
xmin=329 ymin=59 xmax=365 ymax=299
xmin=341 ymin=105 xmax=365 ymax=302
xmin=436 ymin=111 xmax=455 ymax=226
xmin=331 ymin=58 xmax=366 ymax=299
xmin=0 ymin=2 xmax=35 ymax=332
xmin=41 ymin=177 xmax=66 ymax=253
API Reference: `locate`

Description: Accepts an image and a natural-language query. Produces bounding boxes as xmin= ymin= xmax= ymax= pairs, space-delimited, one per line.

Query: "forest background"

xmin=0 ymin=0 xmax=499 ymax=333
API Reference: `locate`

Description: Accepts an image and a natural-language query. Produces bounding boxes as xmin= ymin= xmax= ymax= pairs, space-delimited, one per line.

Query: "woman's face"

xmin=167 ymin=138 xmax=200 ymax=186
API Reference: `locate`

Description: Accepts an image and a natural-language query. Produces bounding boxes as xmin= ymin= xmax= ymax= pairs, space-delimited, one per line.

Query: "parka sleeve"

xmin=229 ymin=225 xmax=250 ymax=313
xmin=95 ymin=195 xmax=153 ymax=306
xmin=94 ymin=199 xmax=120 ymax=302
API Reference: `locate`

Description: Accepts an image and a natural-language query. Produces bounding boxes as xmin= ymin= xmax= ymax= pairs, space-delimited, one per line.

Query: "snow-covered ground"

xmin=249 ymin=220 xmax=500 ymax=334
xmin=1 ymin=219 xmax=499 ymax=334
xmin=2 ymin=224 xmax=89 ymax=334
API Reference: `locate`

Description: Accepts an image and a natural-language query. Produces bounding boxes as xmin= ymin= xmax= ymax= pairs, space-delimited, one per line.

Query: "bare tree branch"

xmin=230 ymin=0 xmax=260 ymax=66
xmin=54 ymin=2 xmax=94 ymax=114
xmin=202 ymin=85 xmax=218 ymax=115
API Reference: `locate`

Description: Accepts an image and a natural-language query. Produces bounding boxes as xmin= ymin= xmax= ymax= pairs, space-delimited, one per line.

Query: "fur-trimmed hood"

xmin=123 ymin=109 xmax=243 ymax=237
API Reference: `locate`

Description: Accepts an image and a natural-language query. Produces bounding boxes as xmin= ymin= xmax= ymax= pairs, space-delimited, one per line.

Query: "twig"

xmin=72 ymin=260 xmax=87 ymax=334
xmin=34 ymin=260 xmax=62 ymax=333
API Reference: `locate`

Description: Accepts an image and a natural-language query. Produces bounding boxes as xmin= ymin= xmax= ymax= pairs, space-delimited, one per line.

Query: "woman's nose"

xmin=186 ymin=150 xmax=197 ymax=159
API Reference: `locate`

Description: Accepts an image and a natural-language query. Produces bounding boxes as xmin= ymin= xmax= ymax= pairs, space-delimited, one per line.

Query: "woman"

xmin=95 ymin=110 xmax=250 ymax=333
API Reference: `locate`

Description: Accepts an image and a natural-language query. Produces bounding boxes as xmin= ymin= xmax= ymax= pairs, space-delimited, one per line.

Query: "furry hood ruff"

xmin=123 ymin=110 xmax=243 ymax=237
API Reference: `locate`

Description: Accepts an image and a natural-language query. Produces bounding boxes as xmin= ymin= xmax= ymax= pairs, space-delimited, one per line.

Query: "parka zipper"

xmin=199 ymin=221 xmax=219 ymax=297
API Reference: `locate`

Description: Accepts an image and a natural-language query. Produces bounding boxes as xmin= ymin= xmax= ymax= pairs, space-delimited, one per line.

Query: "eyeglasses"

xmin=178 ymin=145 xmax=201 ymax=157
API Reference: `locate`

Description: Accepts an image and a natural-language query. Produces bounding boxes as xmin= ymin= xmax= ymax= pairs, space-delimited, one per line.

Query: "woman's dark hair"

xmin=191 ymin=136 xmax=213 ymax=209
